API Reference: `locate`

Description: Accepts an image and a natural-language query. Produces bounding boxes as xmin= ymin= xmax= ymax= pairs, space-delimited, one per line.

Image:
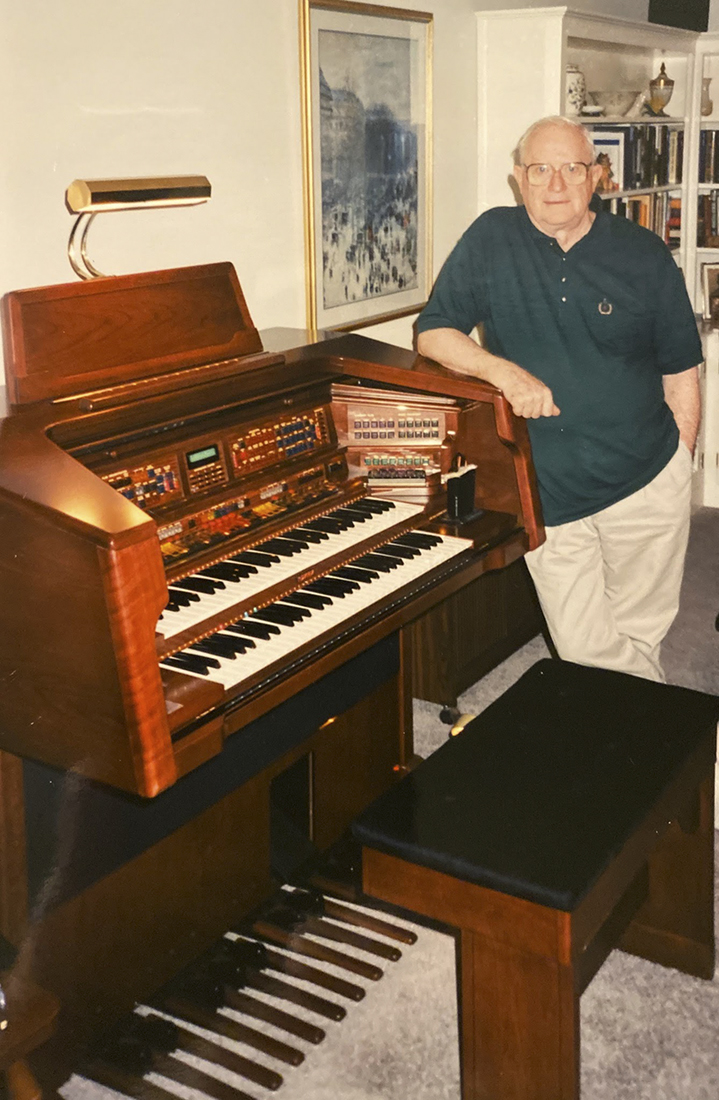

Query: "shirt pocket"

xmin=581 ymin=295 xmax=655 ymax=359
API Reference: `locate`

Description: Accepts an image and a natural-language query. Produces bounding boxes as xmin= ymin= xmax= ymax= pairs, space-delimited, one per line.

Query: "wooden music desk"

xmin=353 ymin=659 xmax=718 ymax=1100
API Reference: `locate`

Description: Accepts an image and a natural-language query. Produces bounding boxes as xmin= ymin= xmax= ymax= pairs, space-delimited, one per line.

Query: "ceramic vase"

xmin=565 ymin=64 xmax=586 ymax=116
xmin=702 ymin=77 xmax=714 ymax=117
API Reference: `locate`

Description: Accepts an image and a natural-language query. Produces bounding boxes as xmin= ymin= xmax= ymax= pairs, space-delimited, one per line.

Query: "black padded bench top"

xmin=353 ymin=660 xmax=719 ymax=911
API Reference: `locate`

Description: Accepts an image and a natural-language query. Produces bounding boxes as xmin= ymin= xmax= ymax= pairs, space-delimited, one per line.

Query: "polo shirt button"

xmin=561 ymin=277 xmax=566 ymax=283
xmin=561 ymin=296 xmax=567 ymax=302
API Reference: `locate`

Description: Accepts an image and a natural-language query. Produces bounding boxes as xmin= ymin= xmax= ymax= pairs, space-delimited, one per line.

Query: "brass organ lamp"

xmin=64 ymin=175 xmax=212 ymax=279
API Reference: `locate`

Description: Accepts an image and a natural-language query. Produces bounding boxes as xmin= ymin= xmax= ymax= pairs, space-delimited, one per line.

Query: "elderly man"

xmin=417 ymin=115 xmax=702 ymax=682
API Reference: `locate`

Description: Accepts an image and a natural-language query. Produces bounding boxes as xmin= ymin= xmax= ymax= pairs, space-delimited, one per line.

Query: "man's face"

xmin=512 ymin=123 xmax=603 ymax=238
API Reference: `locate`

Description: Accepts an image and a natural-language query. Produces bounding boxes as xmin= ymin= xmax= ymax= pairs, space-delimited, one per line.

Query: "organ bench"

xmin=354 ymin=659 xmax=718 ymax=1100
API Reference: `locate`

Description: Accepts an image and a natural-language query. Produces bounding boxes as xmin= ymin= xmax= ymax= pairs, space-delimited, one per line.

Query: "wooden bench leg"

xmin=458 ymin=927 xmax=579 ymax=1100
xmin=620 ymin=770 xmax=715 ymax=979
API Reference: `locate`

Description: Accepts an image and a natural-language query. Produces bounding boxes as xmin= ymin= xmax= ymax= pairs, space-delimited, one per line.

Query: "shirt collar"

xmin=519 ymin=204 xmax=607 ymax=252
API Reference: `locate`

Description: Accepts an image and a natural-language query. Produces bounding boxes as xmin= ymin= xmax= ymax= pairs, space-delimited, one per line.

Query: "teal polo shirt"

xmin=416 ymin=207 xmax=702 ymax=526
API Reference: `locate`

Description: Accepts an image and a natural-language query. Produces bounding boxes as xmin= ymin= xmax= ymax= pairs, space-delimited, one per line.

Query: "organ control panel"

xmin=332 ymin=382 xmax=465 ymax=496
xmin=77 ymin=397 xmax=338 ymax=569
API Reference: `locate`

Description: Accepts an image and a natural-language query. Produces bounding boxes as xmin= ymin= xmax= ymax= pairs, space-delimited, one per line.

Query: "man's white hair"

xmin=514 ymin=116 xmax=595 ymax=166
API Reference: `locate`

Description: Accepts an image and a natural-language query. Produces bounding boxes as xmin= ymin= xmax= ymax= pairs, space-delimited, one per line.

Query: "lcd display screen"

xmin=186 ymin=444 xmax=219 ymax=470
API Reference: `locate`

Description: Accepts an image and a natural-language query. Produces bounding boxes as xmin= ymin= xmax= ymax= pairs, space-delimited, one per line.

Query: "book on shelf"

xmin=698 ymin=128 xmax=719 ymax=184
xmin=590 ymin=124 xmax=683 ymax=190
xmin=602 ymin=191 xmax=681 ymax=247
xmin=697 ymin=193 xmax=719 ymax=248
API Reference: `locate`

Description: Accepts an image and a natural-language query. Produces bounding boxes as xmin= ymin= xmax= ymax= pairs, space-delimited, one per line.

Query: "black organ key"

xmin=351 ymin=497 xmax=394 ymax=513
xmin=353 ymin=553 xmax=397 ymax=573
xmin=393 ymin=530 xmax=441 ymax=549
xmin=302 ymin=517 xmax=345 ymax=534
xmin=256 ymin=539 xmax=302 ymax=557
xmin=387 ymin=539 xmax=421 ymax=557
xmin=327 ymin=571 xmax=361 ymax=591
xmin=230 ymin=550 xmax=279 ymax=567
xmin=280 ymin=592 xmax=329 ymax=610
xmin=284 ymin=527 xmax=326 ymax=544
xmin=274 ymin=534 xmax=310 ymax=549
xmin=174 ymin=576 xmax=226 ymax=594
xmin=294 ymin=588 xmax=333 ymax=606
xmin=326 ymin=509 xmax=355 ymax=527
xmin=215 ymin=631 xmax=255 ymax=651
xmin=225 ymin=620 xmax=279 ymax=640
xmin=200 ymin=562 xmax=256 ymax=581
xmin=371 ymin=548 xmax=405 ymax=566
xmin=162 ymin=653 xmax=213 ymax=675
xmin=180 ymin=648 xmax=222 ymax=668
xmin=332 ymin=507 xmax=368 ymax=523
xmin=273 ymin=601 xmax=312 ymax=620
xmin=322 ymin=576 xmax=360 ymax=594
xmin=292 ymin=525 xmax=330 ymax=541
xmin=249 ymin=605 xmax=303 ymax=626
xmin=189 ymin=639 xmax=241 ymax=660
xmin=303 ymin=579 xmax=346 ymax=599
xmin=382 ymin=541 xmax=419 ymax=560
xmin=330 ymin=566 xmax=376 ymax=583
xmin=167 ymin=588 xmax=200 ymax=606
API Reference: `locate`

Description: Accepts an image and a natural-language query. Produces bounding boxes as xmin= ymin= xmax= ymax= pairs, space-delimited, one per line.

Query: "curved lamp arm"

xmin=68 ymin=213 xmax=107 ymax=280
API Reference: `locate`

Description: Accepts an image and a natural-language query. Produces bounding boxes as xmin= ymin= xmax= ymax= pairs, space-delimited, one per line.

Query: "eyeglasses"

xmin=523 ymin=162 xmax=592 ymax=186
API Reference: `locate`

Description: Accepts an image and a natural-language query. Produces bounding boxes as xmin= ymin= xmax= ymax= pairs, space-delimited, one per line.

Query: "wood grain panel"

xmin=311 ymin=675 xmax=401 ymax=850
xmin=25 ymin=771 xmax=272 ymax=1043
xmin=362 ymin=848 xmax=564 ymax=960
xmin=2 ymin=265 xmax=263 ymax=406
xmin=0 ymin=752 xmax=28 ymax=944
xmin=409 ymin=558 xmax=542 ymax=706
xmin=99 ymin=539 xmax=175 ymax=796
xmin=460 ymin=928 xmax=578 ymax=1100
xmin=0 ymin=498 xmax=171 ymax=795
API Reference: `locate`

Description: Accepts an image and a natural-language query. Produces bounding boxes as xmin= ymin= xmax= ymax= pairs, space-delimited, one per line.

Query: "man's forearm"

xmin=417 ymin=327 xmax=511 ymax=387
xmin=663 ymin=365 xmax=701 ymax=454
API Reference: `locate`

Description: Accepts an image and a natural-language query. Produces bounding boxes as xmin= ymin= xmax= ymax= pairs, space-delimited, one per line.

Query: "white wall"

xmin=0 ymin=0 xmax=652 ymax=359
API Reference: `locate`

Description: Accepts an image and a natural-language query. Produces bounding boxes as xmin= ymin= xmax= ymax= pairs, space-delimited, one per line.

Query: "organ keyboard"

xmin=0 ymin=262 xmax=543 ymax=1050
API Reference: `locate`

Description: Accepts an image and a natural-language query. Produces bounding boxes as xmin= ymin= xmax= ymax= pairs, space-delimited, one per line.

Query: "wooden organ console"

xmin=0 ymin=263 xmax=543 ymax=1058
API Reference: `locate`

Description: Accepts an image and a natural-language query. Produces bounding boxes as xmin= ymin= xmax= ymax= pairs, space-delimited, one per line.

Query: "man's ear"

xmin=512 ymin=164 xmax=523 ymax=188
xmin=590 ymin=163 xmax=604 ymax=189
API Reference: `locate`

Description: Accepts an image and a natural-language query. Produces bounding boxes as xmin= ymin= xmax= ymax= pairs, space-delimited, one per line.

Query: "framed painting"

xmin=300 ymin=0 xmax=433 ymax=332
xmin=589 ymin=130 xmax=625 ymax=194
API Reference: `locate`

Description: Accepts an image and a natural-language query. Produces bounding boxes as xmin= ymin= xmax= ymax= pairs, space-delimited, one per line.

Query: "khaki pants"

xmin=525 ymin=443 xmax=692 ymax=682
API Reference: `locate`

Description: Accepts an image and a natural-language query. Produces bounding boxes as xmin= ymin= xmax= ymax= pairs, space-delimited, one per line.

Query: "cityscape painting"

xmin=301 ymin=1 xmax=432 ymax=331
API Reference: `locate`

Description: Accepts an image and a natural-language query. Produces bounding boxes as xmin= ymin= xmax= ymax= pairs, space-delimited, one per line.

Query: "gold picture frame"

xmin=299 ymin=0 xmax=433 ymax=333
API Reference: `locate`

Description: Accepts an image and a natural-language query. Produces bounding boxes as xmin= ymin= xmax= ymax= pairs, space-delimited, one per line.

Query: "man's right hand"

xmin=492 ymin=361 xmax=560 ymax=419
